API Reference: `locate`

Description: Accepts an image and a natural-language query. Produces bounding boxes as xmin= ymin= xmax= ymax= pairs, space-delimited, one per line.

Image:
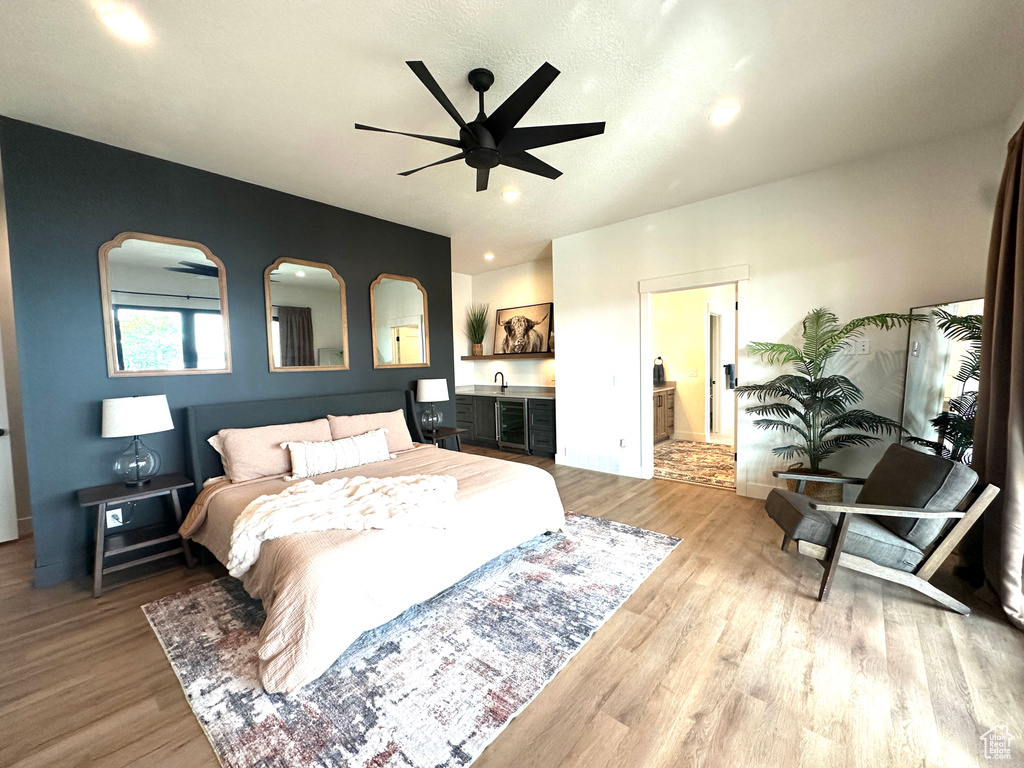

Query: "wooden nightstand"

xmin=423 ymin=427 xmax=466 ymax=451
xmin=77 ymin=473 xmax=195 ymax=598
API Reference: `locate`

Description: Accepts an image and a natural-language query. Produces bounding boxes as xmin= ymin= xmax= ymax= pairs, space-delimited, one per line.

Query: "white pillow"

xmin=281 ymin=428 xmax=394 ymax=480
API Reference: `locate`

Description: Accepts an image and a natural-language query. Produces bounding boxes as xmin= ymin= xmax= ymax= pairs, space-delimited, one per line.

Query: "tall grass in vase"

xmin=465 ymin=302 xmax=489 ymax=356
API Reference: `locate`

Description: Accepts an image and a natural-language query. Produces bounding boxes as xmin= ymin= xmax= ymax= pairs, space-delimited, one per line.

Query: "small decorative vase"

xmin=472 ymin=343 xmax=483 ymax=356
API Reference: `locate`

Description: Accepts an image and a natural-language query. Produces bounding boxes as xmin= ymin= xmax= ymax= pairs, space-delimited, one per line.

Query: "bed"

xmin=180 ymin=389 xmax=566 ymax=694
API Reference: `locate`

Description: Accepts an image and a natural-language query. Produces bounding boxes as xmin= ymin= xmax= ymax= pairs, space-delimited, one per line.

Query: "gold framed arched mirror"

xmin=265 ymin=258 xmax=349 ymax=372
xmin=98 ymin=232 xmax=231 ymax=377
xmin=370 ymin=274 xmax=429 ymax=368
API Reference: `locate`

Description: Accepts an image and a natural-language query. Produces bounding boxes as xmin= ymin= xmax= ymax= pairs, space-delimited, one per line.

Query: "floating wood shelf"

xmin=461 ymin=353 xmax=554 ymax=361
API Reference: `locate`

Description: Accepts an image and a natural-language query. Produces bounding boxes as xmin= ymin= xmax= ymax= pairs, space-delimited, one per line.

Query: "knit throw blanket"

xmin=227 ymin=474 xmax=458 ymax=577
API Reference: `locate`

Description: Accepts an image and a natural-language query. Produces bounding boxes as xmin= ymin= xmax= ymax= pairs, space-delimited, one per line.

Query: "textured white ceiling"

xmin=1 ymin=0 xmax=1023 ymax=274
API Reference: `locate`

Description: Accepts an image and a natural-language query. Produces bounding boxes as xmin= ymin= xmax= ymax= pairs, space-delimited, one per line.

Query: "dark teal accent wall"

xmin=0 ymin=117 xmax=454 ymax=587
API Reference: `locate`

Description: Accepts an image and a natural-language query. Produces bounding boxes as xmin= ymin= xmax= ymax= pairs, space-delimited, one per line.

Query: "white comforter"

xmin=227 ymin=474 xmax=458 ymax=577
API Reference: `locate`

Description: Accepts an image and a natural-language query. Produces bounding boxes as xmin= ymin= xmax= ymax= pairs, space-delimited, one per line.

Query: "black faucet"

xmin=494 ymin=371 xmax=507 ymax=393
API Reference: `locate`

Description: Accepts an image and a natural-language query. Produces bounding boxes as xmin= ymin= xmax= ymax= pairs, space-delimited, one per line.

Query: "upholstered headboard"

xmin=184 ymin=389 xmax=424 ymax=493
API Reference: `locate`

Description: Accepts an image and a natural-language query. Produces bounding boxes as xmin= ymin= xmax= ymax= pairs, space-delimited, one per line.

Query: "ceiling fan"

xmin=165 ymin=261 xmax=218 ymax=278
xmin=356 ymin=61 xmax=605 ymax=192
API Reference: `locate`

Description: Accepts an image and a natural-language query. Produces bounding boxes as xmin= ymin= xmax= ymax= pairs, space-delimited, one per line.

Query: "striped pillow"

xmin=281 ymin=428 xmax=393 ymax=480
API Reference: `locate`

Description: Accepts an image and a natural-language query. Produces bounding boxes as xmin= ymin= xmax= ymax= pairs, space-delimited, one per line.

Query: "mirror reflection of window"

xmin=265 ymin=259 xmax=349 ymax=372
xmin=370 ymin=274 xmax=429 ymax=369
xmin=100 ymin=233 xmax=231 ymax=376
xmin=902 ymin=298 xmax=984 ymax=444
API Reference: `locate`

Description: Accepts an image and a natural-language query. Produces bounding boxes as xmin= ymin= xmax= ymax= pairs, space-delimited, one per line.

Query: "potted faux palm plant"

xmin=464 ymin=302 xmax=489 ymax=356
xmin=907 ymin=309 xmax=982 ymax=464
xmin=736 ymin=307 xmax=923 ymax=501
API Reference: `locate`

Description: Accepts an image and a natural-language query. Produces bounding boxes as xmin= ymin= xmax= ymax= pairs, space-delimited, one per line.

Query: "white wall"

xmin=451 ymin=258 xmax=555 ymax=388
xmin=451 ymin=272 xmax=473 ymax=386
xmin=552 ymin=124 xmax=1005 ymax=496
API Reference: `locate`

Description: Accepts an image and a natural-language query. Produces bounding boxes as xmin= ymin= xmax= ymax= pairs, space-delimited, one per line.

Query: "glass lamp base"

xmin=420 ymin=405 xmax=442 ymax=431
xmin=113 ymin=436 xmax=161 ymax=486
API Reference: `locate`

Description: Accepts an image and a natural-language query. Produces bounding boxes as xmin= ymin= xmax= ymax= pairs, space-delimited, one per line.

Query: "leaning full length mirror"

xmin=99 ymin=232 xmax=231 ymax=376
xmin=265 ymin=258 xmax=349 ymax=371
xmin=901 ymin=298 xmax=984 ymax=458
xmin=370 ymin=274 xmax=429 ymax=368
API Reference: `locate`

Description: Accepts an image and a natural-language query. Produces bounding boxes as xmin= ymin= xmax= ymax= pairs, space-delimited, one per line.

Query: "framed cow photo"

xmin=493 ymin=303 xmax=553 ymax=355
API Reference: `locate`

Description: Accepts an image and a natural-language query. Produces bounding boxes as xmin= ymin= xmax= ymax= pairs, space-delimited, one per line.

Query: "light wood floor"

xmin=1 ymin=447 xmax=1022 ymax=767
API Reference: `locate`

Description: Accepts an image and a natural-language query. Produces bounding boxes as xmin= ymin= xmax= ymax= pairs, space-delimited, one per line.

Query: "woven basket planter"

xmin=784 ymin=468 xmax=844 ymax=503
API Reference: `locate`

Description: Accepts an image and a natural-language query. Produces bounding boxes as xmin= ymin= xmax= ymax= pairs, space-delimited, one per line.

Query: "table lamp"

xmin=416 ymin=378 xmax=449 ymax=431
xmin=101 ymin=395 xmax=174 ymax=486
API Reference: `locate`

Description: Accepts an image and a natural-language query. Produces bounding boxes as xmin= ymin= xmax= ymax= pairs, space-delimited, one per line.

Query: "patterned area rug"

xmin=654 ymin=439 xmax=736 ymax=488
xmin=143 ymin=514 xmax=679 ymax=768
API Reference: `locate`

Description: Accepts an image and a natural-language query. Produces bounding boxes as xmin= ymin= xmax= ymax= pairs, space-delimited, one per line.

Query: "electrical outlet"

xmin=857 ymin=339 xmax=870 ymax=355
xmin=688 ymin=368 xmax=698 ymax=377
xmin=106 ymin=508 xmax=123 ymax=528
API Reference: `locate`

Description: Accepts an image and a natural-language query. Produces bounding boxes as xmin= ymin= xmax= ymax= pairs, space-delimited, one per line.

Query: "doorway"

xmin=649 ymin=283 xmax=737 ymax=489
xmin=391 ymin=324 xmax=423 ymax=365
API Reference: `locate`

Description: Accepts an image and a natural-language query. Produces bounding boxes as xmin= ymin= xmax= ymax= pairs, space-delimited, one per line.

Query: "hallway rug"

xmin=654 ymin=439 xmax=735 ymax=488
xmin=143 ymin=514 xmax=680 ymax=768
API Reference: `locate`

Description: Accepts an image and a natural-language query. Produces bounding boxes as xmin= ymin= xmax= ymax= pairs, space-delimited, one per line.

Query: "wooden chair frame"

xmin=773 ymin=471 xmax=1000 ymax=615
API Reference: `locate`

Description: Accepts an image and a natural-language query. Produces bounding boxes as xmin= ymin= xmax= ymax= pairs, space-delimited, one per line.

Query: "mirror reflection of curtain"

xmin=278 ymin=306 xmax=315 ymax=366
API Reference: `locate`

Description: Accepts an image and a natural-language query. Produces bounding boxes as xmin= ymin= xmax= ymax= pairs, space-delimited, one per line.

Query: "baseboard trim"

xmin=17 ymin=515 xmax=31 ymax=537
xmin=742 ymin=482 xmax=778 ymax=500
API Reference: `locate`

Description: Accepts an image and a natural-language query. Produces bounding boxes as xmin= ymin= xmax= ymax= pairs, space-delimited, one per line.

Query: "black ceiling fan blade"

xmin=398 ymin=151 xmax=467 ymax=177
xmin=166 ymin=261 xmax=218 ymax=277
xmin=498 ymin=122 xmax=605 ymax=154
xmin=476 ymin=167 xmax=490 ymax=192
xmin=500 ymin=151 xmax=562 ymax=180
xmin=406 ymin=61 xmax=470 ymax=131
xmin=354 ymin=123 xmax=462 ymax=148
xmin=483 ymin=62 xmax=560 ymax=143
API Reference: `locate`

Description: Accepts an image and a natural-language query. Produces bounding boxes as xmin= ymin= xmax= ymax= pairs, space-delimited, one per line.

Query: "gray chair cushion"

xmin=766 ymin=489 xmax=924 ymax=572
xmin=857 ymin=443 xmax=978 ymax=550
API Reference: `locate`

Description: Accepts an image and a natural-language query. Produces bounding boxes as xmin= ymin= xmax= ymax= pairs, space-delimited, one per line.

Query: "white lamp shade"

xmin=416 ymin=378 xmax=450 ymax=403
xmin=101 ymin=395 xmax=174 ymax=438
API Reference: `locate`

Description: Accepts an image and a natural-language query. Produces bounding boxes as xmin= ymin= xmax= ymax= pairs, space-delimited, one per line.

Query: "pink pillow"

xmin=217 ymin=418 xmax=332 ymax=482
xmin=328 ymin=410 xmax=414 ymax=453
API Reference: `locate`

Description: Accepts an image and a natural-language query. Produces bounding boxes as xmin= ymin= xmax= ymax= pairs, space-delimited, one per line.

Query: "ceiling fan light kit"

xmin=356 ymin=61 xmax=605 ymax=192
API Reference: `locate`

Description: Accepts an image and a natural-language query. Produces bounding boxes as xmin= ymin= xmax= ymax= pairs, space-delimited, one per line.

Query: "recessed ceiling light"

xmin=501 ymin=190 xmax=520 ymax=203
xmin=708 ymin=103 xmax=740 ymax=126
xmin=100 ymin=9 xmax=150 ymax=43
xmin=484 ymin=252 xmax=495 ymax=261
xmin=295 ymin=270 xmax=307 ymax=277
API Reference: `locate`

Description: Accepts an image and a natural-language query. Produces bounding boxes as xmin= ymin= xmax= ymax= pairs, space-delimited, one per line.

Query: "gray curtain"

xmin=278 ymin=306 xmax=314 ymax=367
xmin=973 ymin=121 xmax=1024 ymax=630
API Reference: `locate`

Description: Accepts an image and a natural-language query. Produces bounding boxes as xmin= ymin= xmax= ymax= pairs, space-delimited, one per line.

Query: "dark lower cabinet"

xmin=528 ymin=399 xmax=556 ymax=458
xmin=456 ymin=395 xmax=497 ymax=448
xmin=456 ymin=394 xmax=556 ymax=457
xmin=474 ymin=397 xmax=497 ymax=443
